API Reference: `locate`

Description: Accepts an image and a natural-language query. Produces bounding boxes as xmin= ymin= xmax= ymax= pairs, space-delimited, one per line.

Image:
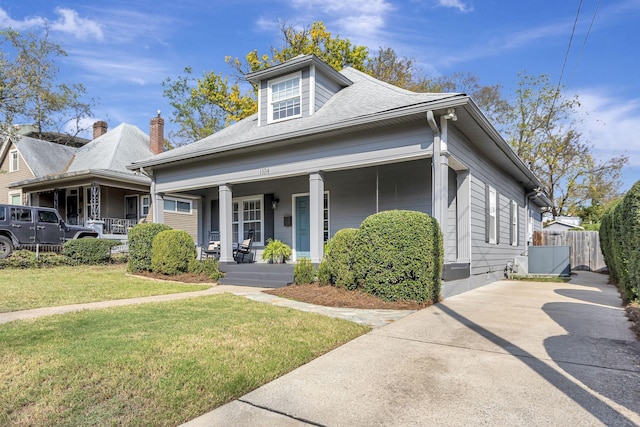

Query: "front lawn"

xmin=0 ymin=294 xmax=368 ymax=426
xmin=0 ymin=265 xmax=210 ymax=313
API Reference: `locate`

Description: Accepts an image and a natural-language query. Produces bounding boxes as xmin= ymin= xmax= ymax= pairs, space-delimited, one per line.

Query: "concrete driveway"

xmin=184 ymin=272 xmax=640 ymax=426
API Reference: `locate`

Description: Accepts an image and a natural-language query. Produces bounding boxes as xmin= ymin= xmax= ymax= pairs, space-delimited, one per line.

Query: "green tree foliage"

xmin=0 ymin=29 xmax=95 ymax=139
xmin=498 ymin=73 xmax=628 ymax=218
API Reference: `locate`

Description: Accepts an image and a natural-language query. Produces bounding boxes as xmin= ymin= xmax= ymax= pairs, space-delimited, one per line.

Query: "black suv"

xmin=0 ymin=204 xmax=99 ymax=258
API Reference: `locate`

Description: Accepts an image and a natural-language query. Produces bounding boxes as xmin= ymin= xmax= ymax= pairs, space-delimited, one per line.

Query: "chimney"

xmin=93 ymin=121 xmax=108 ymax=139
xmin=150 ymin=110 xmax=164 ymax=155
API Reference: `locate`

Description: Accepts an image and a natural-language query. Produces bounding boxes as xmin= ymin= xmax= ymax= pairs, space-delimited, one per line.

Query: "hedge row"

xmin=320 ymin=210 xmax=443 ymax=303
xmin=600 ymin=181 xmax=640 ymax=302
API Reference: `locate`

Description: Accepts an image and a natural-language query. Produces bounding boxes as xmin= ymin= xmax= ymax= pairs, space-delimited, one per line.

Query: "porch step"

xmin=218 ymin=263 xmax=294 ymax=288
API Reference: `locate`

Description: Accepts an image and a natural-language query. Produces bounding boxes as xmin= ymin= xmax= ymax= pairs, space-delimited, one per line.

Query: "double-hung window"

xmin=232 ymin=196 xmax=263 ymax=245
xmin=9 ymin=150 xmax=18 ymax=172
xmin=487 ymin=186 xmax=497 ymax=244
xmin=268 ymin=72 xmax=301 ymax=123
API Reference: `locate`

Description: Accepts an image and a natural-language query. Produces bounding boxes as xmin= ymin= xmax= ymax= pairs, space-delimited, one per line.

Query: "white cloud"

xmin=578 ymin=88 xmax=640 ymax=168
xmin=0 ymin=8 xmax=45 ymax=29
xmin=436 ymin=0 xmax=473 ymax=13
xmin=50 ymin=8 xmax=103 ymax=41
xmin=0 ymin=7 xmax=103 ymax=41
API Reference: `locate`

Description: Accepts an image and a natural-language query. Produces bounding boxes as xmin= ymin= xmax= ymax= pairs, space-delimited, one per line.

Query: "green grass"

xmin=511 ymin=275 xmax=571 ymax=283
xmin=0 ymin=265 xmax=210 ymax=313
xmin=0 ymin=294 xmax=369 ymax=426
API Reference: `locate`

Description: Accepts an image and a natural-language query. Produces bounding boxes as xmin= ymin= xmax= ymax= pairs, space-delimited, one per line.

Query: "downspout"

xmin=525 ymin=187 xmax=542 ymax=247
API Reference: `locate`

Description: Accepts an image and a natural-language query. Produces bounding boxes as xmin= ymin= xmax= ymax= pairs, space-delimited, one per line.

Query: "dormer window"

xmin=268 ymin=72 xmax=301 ymax=123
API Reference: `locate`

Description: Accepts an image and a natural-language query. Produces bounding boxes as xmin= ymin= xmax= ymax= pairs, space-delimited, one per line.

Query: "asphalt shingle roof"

xmin=15 ymin=137 xmax=75 ymax=177
xmin=134 ymin=66 xmax=462 ymax=166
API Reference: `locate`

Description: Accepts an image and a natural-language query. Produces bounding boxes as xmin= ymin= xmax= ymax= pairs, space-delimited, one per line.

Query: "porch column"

xmin=456 ymin=170 xmax=471 ymax=262
xmin=151 ymin=179 xmax=164 ymax=224
xmin=219 ymin=184 xmax=234 ymax=263
xmin=309 ymin=172 xmax=324 ymax=264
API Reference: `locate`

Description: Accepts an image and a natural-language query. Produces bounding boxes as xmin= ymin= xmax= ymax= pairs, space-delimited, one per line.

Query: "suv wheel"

xmin=0 ymin=235 xmax=12 ymax=259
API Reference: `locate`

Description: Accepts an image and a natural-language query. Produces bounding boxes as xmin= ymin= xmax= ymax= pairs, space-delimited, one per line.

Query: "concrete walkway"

xmin=184 ymin=272 xmax=640 ymax=426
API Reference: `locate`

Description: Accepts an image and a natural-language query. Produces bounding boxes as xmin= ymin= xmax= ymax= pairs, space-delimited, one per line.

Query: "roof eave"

xmin=127 ymin=95 xmax=468 ymax=170
xmin=9 ymin=169 xmax=151 ymax=189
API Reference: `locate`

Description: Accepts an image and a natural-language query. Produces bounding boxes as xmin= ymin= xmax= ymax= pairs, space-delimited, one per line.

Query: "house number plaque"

xmin=259 ymin=167 xmax=270 ymax=176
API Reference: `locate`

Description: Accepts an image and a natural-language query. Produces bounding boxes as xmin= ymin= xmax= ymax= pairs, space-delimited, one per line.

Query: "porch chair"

xmin=202 ymin=230 xmax=221 ymax=259
xmin=233 ymin=229 xmax=254 ymax=263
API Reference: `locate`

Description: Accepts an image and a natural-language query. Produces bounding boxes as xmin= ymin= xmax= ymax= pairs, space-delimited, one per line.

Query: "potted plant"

xmin=262 ymin=239 xmax=292 ymax=264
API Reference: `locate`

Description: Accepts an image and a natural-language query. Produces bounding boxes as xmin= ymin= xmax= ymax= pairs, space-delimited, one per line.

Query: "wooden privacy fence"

xmin=533 ymin=230 xmax=606 ymax=272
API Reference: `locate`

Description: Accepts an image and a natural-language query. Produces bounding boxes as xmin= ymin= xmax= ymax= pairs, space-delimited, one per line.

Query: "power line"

xmin=567 ymin=0 xmax=601 ymax=88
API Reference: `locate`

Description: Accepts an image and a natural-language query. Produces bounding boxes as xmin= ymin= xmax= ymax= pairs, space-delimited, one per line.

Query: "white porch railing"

xmin=102 ymin=217 xmax=138 ymax=235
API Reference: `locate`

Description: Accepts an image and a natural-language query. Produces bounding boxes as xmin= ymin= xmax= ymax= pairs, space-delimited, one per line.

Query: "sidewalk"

xmin=184 ymin=272 xmax=640 ymax=426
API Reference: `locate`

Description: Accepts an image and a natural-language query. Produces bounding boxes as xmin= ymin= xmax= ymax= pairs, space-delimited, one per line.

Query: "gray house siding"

xmin=154 ymin=121 xmax=433 ymax=194
xmin=446 ymin=168 xmax=457 ymax=263
xmin=259 ymin=67 xmax=311 ymax=125
xmin=315 ymin=70 xmax=342 ymax=112
xmin=443 ymin=125 xmax=530 ymax=296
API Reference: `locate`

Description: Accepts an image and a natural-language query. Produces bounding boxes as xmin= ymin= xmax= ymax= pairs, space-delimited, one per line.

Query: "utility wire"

xmin=545 ymin=0 xmax=584 ymax=129
xmin=567 ymin=0 xmax=600 ymax=88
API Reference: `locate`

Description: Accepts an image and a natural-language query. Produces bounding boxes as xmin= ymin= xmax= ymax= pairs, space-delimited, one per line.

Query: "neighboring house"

xmin=129 ymin=55 xmax=551 ymax=296
xmin=0 ymin=116 xmax=169 ymax=236
xmin=544 ymin=220 xmax=584 ymax=231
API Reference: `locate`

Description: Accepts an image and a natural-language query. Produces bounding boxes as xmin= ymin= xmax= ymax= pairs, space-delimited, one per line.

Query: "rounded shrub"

xmin=188 ymin=257 xmax=223 ymax=281
xmin=323 ymin=228 xmax=358 ymax=289
xmin=128 ymin=223 xmax=172 ymax=272
xmin=352 ymin=210 xmax=443 ymax=302
xmin=151 ymin=230 xmax=196 ymax=275
xmin=294 ymin=257 xmax=316 ymax=284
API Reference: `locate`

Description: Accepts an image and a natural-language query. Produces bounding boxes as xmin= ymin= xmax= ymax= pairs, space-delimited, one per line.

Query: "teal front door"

xmin=295 ymin=195 xmax=310 ymax=259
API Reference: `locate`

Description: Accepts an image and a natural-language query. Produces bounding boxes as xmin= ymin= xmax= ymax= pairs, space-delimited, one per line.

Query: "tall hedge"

xmin=151 ymin=229 xmax=197 ymax=275
xmin=63 ymin=239 xmax=120 ymax=265
xmin=128 ymin=223 xmax=172 ymax=272
xmin=352 ymin=210 xmax=443 ymax=302
xmin=600 ymin=182 xmax=640 ymax=302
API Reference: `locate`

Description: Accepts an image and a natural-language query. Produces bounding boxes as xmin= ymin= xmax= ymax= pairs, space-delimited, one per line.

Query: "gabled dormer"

xmin=245 ymin=55 xmax=353 ymax=126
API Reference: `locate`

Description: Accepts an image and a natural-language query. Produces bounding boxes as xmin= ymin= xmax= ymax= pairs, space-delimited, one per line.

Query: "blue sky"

xmin=1 ymin=0 xmax=639 ymax=191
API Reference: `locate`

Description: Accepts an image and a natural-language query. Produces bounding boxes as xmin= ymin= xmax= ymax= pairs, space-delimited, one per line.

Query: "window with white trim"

xmin=511 ymin=200 xmax=518 ymax=246
xmin=268 ymin=72 xmax=301 ymax=123
xmin=141 ymin=195 xmax=151 ymax=217
xmin=9 ymin=150 xmax=18 ymax=172
xmin=163 ymin=197 xmax=191 ymax=214
xmin=232 ymin=196 xmax=263 ymax=245
xmin=10 ymin=193 xmax=21 ymax=206
xmin=488 ymin=186 xmax=497 ymax=244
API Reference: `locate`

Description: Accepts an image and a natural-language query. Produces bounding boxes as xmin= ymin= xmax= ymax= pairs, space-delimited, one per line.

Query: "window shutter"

xmin=496 ymin=193 xmax=501 ymax=244
xmin=510 ymin=200 xmax=514 ymax=246
xmin=485 ymin=185 xmax=490 ymax=243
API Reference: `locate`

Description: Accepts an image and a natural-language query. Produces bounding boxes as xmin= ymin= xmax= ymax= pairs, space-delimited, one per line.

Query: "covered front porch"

xmin=162 ymin=158 xmax=470 ymax=269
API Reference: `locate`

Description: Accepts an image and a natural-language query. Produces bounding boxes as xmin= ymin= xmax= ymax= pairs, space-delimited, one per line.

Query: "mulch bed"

xmin=265 ymin=283 xmax=434 ymax=310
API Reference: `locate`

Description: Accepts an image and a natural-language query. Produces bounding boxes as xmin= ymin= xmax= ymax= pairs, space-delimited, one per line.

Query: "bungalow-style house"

xmin=128 ymin=55 xmax=551 ymax=295
xmin=0 ymin=116 xmax=170 ymax=236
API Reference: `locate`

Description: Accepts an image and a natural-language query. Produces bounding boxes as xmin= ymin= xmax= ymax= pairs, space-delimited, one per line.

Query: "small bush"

xmin=63 ymin=239 xmax=120 ymax=265
xmin=128 ymin=223 xmax=172 ymax=272
xmin=317 ymin=259 xmax=331 ymax=285
xmin=188 ymin=257 xmax=223 ymax=281
xmin=352 ymin=210 xmax=443 ymax=302
xmin=294 ymin=257 xmax=316 ymax=284
xmin=0 ymin=250 xmax=39 ymax=269
xmin=323 ymin=228 xmax=358 ymax=290
xmin=151 ymin=230 xmax=196 ymax=275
